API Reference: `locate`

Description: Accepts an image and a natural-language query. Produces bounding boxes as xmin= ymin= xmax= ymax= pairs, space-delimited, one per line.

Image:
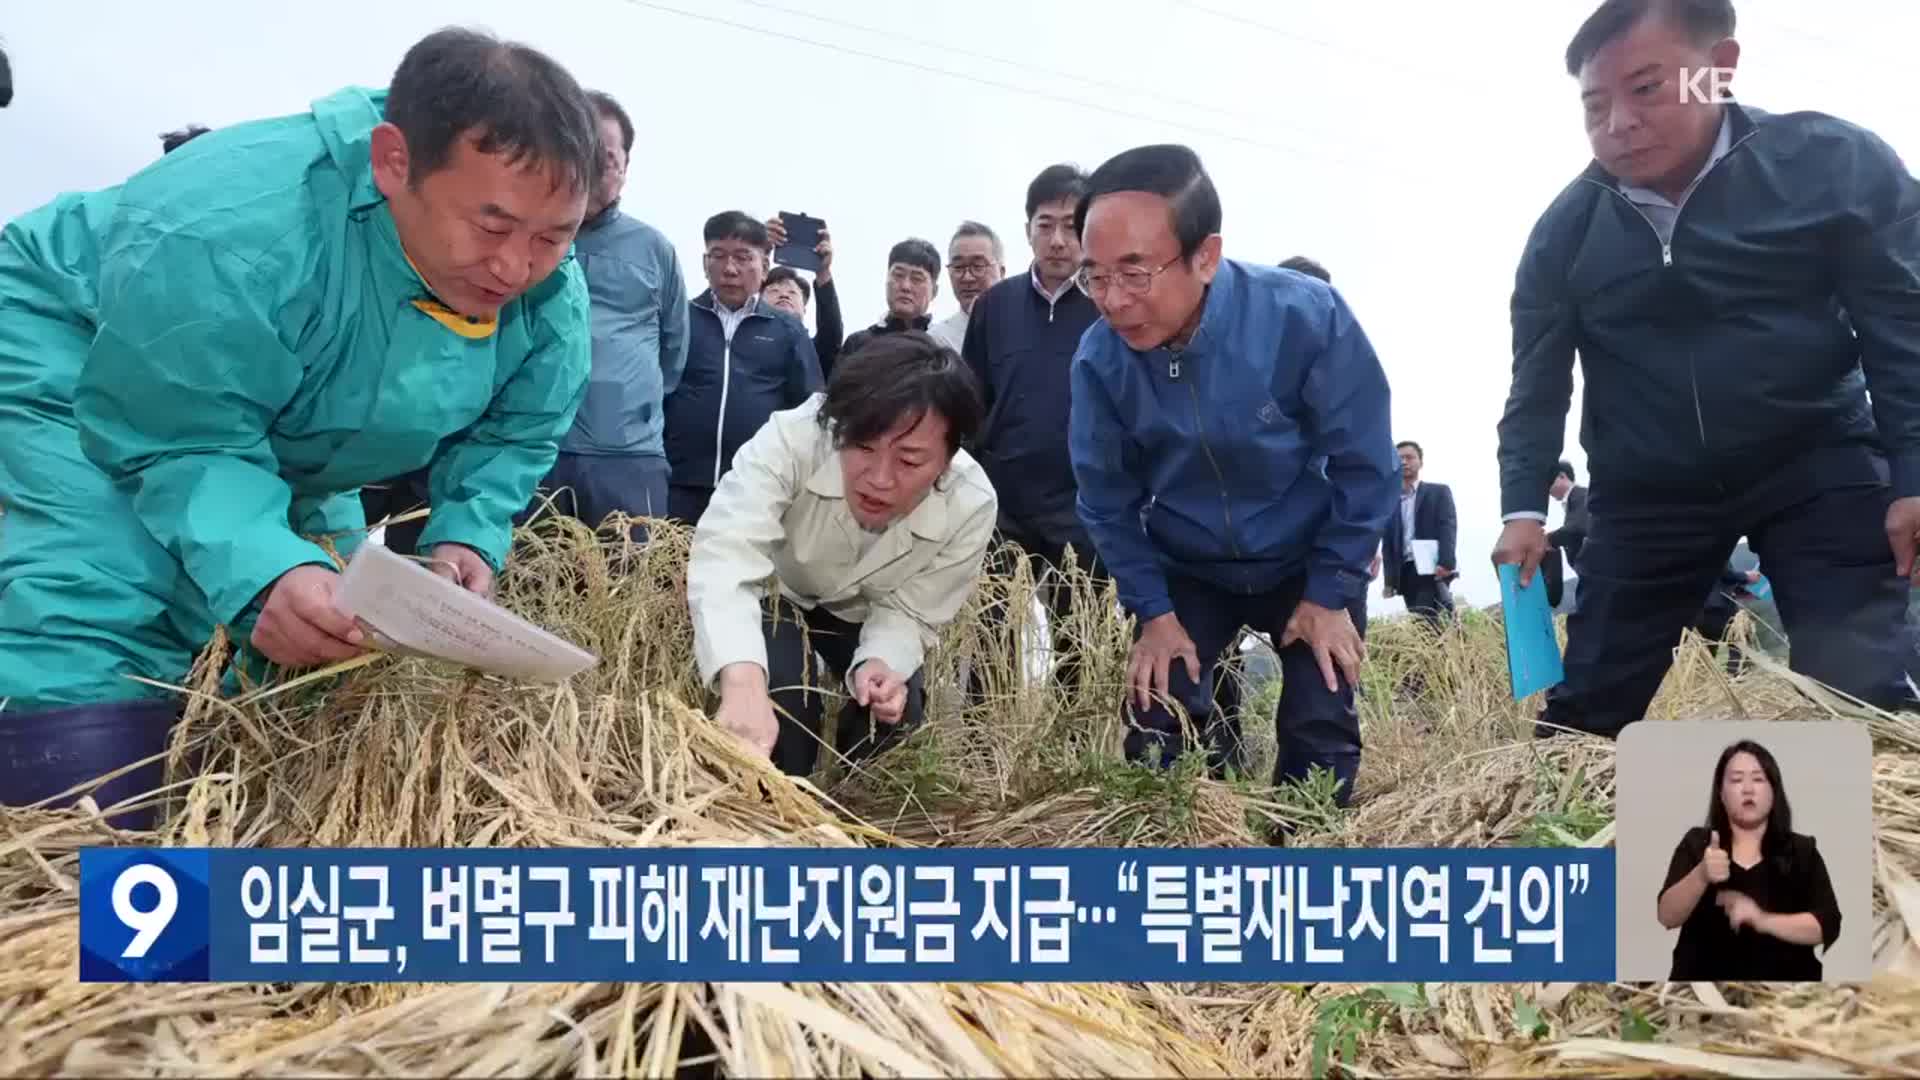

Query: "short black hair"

xmin=585 ymin=90 xmax=634 ymax=155
xmin=1396 ymin=440 xmax=1424 ymax=458
xmin=888 ymin=238 xmax=942 ymax=278
xmin=1025 ymin=163 xmax=1089 ymax=220
xmin=764 ymin=265 xmax=811 ymax=304
xmin=160 ymin=124 xmax=212 ymax=154
xmin=704 ymin=210 xmax=770 ymax=250
xmin=384 ymin=26 xmax=598 ymax=195
xmin=0 ymin=43 xmax=12 ymax=109
xmin=1565 ymin=0 xmax=1736 ymax=77
xmin=1556 ymin=459 xmax=1578 ymax=482
xmin=1280 ymin=255 xmax=1331 ymax=283
xmin=1075 ymin=144 xmax=1223 ymax=260
xmin=818 ymin=332 xmax=984 ymax=458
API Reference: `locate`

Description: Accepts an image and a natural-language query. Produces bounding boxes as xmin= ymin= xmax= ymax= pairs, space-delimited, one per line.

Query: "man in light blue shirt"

xmin=527 ymin=90 xmax=689 ymax=534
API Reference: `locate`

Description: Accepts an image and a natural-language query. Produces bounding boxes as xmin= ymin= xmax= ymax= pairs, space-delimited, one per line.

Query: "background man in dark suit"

xmin=1549 ymin=459 xmax=1591 ymax=569
xmin=1381 ymin=440 xmax=1457 ymax=625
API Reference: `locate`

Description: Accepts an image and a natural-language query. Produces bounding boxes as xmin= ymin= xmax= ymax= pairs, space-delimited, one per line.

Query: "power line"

xmin=1167 ymin=0 xmax=1521 ymax=100
xmin=613 ymin=0 xmax=1421 ymax=179
xmin=731 ymin=0 xmax=1268 ymax=128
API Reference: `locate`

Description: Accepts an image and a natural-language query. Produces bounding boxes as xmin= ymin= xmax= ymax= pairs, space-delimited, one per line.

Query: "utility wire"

xmin=614 ymin=0 xmax=1423 ymax=179
xmin=732 ymin=0 xmax=1268 ymax=128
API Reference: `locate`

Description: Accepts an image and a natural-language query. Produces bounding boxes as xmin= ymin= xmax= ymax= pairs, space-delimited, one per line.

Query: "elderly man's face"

xmin=1077 ymin=190 xmax=1219 ymax=351
xmin=946 ymin=234 xmax=1002 ymax=313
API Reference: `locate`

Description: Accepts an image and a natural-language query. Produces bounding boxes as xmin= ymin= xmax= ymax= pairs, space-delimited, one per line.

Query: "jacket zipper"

xmin=1579 ymin=128 xmax=1757 ymax=454
xmin=1182 ymin=367 xmax=1244 ymax=565
xmin=712 ymin=313 xmax=746 ymax=487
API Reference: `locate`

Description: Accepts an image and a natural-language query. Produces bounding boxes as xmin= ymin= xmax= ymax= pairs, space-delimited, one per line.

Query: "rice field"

xmin=2 ymin=514 xmax=1916 ymax=1077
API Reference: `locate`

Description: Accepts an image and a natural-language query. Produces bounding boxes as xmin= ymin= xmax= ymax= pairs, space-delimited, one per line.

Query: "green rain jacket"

xmin=7 ymin=87 xmax=590 ymax=634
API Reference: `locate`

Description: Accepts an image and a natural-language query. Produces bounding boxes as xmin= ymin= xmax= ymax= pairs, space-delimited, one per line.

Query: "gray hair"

xmin=950 ymin=220 xmax=1004 ymax=263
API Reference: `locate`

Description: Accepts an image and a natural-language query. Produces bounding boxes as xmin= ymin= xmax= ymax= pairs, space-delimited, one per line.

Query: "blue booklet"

xmin=1498 ymin=563 xmax=1565 ymax=699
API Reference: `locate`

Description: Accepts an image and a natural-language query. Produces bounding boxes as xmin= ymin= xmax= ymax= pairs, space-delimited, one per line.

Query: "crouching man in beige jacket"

xmin=687 ymin=333 xmax=997 ymax=775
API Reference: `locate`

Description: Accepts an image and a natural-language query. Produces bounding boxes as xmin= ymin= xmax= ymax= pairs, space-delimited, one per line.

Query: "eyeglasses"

xmin=704 ymin=249 xmax=761 ymax=269
xmin=947 ymin=259 xmax=998 ymax=278
xmin=1075 ymin=256 xmax=1181 ymax=298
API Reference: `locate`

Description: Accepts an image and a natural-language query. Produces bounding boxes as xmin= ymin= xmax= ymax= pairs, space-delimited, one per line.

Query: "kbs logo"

xmin=1679 ymin=67 xmax=1737 ymax=104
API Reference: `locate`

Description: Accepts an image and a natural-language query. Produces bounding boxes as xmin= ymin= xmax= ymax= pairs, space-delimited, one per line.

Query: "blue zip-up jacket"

xmin=560 ymin=204 xmax=689 ymax=458
xmin=663 ymin=291 xmax=822 ymax=491
xmin=1497 ymin=103 xmax=1920 ymax=514
xmin=1069 ymin=259 xmax=1399 ymax=619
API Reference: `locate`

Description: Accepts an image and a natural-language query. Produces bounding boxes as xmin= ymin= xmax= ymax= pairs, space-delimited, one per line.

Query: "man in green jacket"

xmin=0 ymin=27 xmax=598 ymax=823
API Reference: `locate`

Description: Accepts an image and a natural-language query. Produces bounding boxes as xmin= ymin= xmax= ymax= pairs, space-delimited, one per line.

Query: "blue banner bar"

xmin=79 ymin=847 xmax=1615 ymax=983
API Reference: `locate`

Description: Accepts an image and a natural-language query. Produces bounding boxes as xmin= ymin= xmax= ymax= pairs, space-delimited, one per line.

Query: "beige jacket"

xmin=687 ymin=394 xmax=998 ymax=689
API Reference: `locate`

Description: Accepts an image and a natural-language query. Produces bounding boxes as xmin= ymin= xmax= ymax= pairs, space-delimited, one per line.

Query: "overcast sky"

xmin=3 ymin=0 xmax=1914 ymax=611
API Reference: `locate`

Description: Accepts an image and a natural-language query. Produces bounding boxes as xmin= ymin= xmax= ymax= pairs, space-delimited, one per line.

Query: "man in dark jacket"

xmin=524 ymin=91 xmax=688 ymax=535
xmin=962 ymin=163 xmax=1103 ymax=695
xmin=1548 ymin=459 xmax=1590 ymax=568
xmin=1069 ymin=144 xmax=1398 ymax=803
xmin=1493 ymin=0 xmax=1919 ymax=738
xmin=1380 ymin=441 xmax=1458 ymax=626
xmin=840 ymin=238 xmax=942 ymax=363
xmin=663 ymin=211 xmax=821 ymax=524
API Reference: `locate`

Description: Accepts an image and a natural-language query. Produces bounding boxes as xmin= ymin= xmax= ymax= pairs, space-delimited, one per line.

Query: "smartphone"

xmin=775 ymin=211 xmax=825 ymax=273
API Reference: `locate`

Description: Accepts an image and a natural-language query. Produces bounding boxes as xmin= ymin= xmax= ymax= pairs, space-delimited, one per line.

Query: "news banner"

xmin=79 ymin=848 xmax=1616 ymax=983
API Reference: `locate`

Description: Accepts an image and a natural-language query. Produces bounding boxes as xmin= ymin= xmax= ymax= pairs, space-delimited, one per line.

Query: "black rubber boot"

xmin=0 ymin=698 xmax=180 ymax=828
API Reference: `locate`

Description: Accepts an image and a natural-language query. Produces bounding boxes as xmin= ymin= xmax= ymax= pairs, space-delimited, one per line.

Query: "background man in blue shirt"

xmin=1068 ymin=144 xmax=1398 ymax=806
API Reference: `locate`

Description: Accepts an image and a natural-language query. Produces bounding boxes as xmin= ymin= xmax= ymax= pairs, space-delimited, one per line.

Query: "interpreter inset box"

xmin=1615 ymin=720 xmax=1872 ymax=983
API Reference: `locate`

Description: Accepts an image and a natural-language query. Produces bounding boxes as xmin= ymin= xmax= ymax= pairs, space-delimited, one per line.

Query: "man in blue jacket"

xmin=525 ymin=90 xmax=688 ymax=535
xmin=1069 ymin=144 xmax=1398 ymax=802
xmin=1494 ymin=0 xmax=1920 ymax=737
xmin=664 ymin=212 xmax=822 ymax=524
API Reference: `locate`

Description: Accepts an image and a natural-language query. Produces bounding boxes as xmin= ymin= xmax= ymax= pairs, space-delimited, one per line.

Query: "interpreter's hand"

xmin=1888 ymin=496 xmax=1920 ymax=585
xmin=1491 ymin=519 xmax=1549 ymax=586
xmin=427 ymin=543 xmax=494 ymax=598
xmin=1718 ymin=889 xmax=1762 ymax=932
xmin=252 ymin=564 xmax=365 ymax=667
xmin=1368 ymin=552 xmax=1382 ymax=581
xmin=1700 ymin=830 xmax=1731 ymax=884
xmin=1436 ymin=565 xmax=1456 ymax=582
xmin=852 ymin=659 xmax=909 ymax=725
xmin=1279 ymin=600 xmax=1364 ymax=692
xmin=715 ymin=663 xmax=779 ymax=758
xmin=1128 ymin=612 xmax=1200 ymax=712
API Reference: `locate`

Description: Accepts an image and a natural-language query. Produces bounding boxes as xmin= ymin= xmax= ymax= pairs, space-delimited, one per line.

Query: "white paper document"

xmin=335 ymin=542 xmax=597 ymax=683
xmin=1411 ymin=539 xmax=1440 ymax=576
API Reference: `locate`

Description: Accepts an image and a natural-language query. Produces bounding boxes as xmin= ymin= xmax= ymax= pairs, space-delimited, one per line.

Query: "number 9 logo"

xmin=112 ymin=863 xmax=179 ymax=959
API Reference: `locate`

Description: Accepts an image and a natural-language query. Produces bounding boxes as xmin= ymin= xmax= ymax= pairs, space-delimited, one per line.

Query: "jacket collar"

xmin=870 ymin=312 xmax=933 ymax=334
xmin=692 ymin=289 xmax=766 ymax=318
xmin=1137 ymin=258 xmax=1236 ymax=359
xmin=1579 ymin=100 xmax=1760 ymax=186
xmin=804 ymin=451 xmax=952 ymax=541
